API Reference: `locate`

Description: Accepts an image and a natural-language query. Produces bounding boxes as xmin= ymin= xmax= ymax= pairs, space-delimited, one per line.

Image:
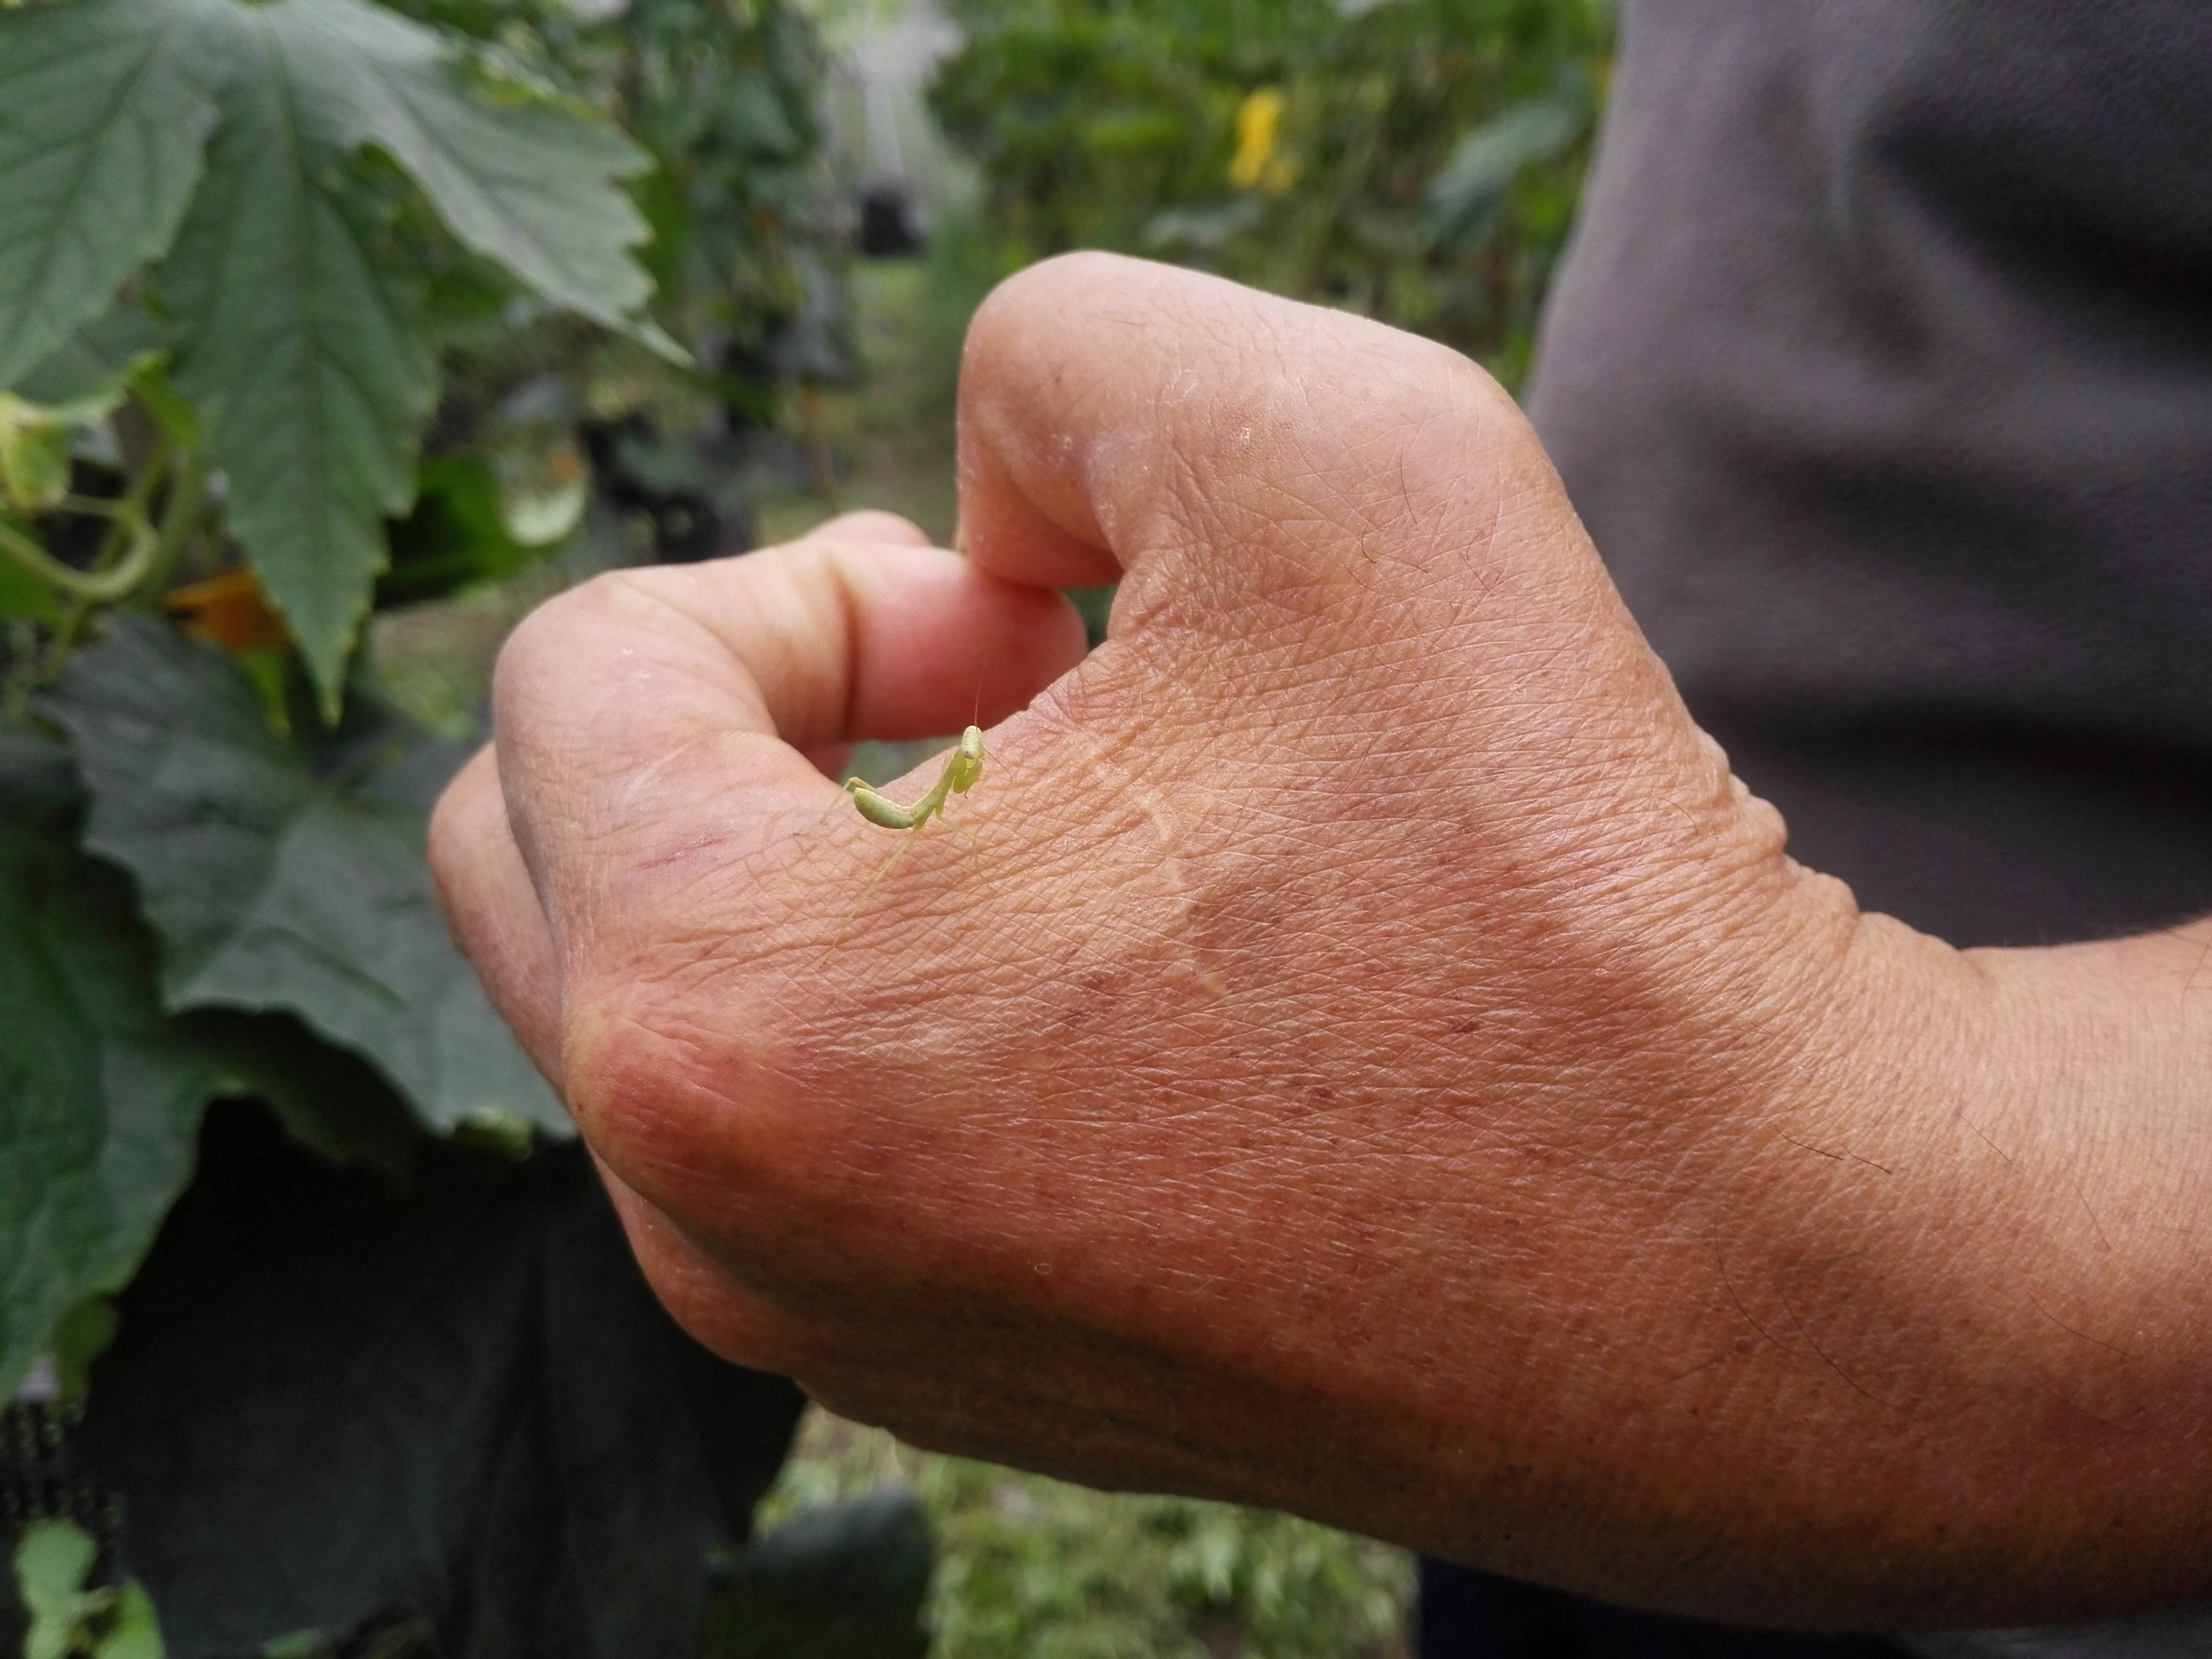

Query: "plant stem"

xmin=134 ymin=446 xmax=207 ymax=605
xmin=71 ymin=428 xmax=174 ymax=581
xmin=18 ymin=436 xmax=177 ymax=679
xmin=0 ymin=513 xmax=158 ymax=607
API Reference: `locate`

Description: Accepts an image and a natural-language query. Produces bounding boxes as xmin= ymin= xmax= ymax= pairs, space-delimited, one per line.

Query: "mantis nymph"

xmin=830 ymin=724 xmax=987 ymax=904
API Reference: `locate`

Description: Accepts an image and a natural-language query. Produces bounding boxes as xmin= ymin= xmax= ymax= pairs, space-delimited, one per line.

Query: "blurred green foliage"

xmin=0 ymin=0 xmax=857 ymax=1650
xmin=764 ymin=1412 xmax=1412 ymax=1659
xmin=389 ymin=0 xmax=854 ymax=571
xmin=933 ymin=0 xmax=1613 ymax=385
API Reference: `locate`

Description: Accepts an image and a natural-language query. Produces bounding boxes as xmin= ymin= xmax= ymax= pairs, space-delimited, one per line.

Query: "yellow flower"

xmin=1229 ymin=87 xmax=1288 ymax=191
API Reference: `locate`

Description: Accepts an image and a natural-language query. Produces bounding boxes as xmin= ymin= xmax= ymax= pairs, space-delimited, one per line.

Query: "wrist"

xmin=1623 ymin=882 xmax=2212 ymax=1625
xmin=1395 ymin=741 xmax=2212 ymax=1623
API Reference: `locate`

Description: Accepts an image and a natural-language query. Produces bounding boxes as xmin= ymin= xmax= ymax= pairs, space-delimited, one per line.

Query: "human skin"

xmin=430 ymin=253 xmax=2212 ymax=1631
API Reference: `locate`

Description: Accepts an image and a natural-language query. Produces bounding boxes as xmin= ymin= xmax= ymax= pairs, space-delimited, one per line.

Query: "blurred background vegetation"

xmin=0 ymin=0 xmax=1608 ymax=1652
xmin=385 ymin=0 xmax=1615 ymax=735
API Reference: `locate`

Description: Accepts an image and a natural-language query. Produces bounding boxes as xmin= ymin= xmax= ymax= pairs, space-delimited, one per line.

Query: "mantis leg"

xmin=936 ymin=813 xmax=986 ymax=885
xmin=849 ymin=823 xmax=927 ymax=915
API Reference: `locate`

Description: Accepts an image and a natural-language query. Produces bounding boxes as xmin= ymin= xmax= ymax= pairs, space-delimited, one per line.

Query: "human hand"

xmin=431 ymin=253 xmax=2212 ymax=1628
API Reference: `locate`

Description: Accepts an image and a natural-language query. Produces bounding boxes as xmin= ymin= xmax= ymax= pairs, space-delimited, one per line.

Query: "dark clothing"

xmin=1418 ymin=1559 xmax=1906 ymax=1658
xmin=1423 ymin=0 xmax=2212 ymax=1653
xmin=1535 ymin=0 xmax=2212 ymax=951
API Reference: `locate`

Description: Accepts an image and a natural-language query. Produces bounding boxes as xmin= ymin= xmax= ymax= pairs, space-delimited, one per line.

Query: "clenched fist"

xmin=432 ymin=253 xmax=2212 ymax=1630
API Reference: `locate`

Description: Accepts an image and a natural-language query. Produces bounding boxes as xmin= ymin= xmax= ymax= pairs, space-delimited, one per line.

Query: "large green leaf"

xmin=41 ymin=617 xmax=567 ymax=1139
xmin=10 ymin=303 xmax=169 ymax=413
xmin=155 ymin=18 xmax=441 ymax=713
xmin=0 ymin=724 xmax=417 ymax=1401
xmin=3 ymin=0 xmax=668 ymax=704
xmin=0 ymin=728 xmax=227 ymax=1401
xmin=267 ymin=0 xmax=657 ymax=333
xmin=77 ymin=1112 xmax=807 ymax=1659
xmin=138 ymin=0 xmax=658 ymax=705
xmin=0 ymin=0 xmax=218 ymax=390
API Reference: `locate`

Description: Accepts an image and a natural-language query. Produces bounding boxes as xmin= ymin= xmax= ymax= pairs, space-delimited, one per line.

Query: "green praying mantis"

xmin=826 ymin=724 xmax=987 ymax=906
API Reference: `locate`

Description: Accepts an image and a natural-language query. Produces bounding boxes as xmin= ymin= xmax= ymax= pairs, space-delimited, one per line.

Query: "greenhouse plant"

xmin=0 ymin=1 xmax=923 ymax=1654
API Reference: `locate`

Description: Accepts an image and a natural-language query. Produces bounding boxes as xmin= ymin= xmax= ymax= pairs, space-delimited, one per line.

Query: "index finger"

xmin=487 ymin=538 xmax=1084 ymax=952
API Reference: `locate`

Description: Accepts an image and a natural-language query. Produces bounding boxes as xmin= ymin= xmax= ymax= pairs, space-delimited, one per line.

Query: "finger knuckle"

xmin=493 ymin=569 xmax=663 ymax=703
xmin=425 ymin=758 xmax=492 ymax=921
xmin=562 ymin=970 xmax=804 ymax=1201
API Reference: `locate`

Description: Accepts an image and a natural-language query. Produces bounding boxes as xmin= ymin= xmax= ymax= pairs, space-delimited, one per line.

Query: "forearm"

xmin=1465 ymin=904 xmax=2212 ymax=1627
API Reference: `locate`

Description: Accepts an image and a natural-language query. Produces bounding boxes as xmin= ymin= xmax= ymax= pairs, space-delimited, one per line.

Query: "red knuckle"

xmin=561 ymin=974 xmax=806 ymax=1201
xmin=563 ymin=983 xmax=708 ymax=1158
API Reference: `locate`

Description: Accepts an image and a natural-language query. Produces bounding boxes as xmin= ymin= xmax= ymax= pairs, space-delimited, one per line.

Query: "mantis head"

xmin=947 ymin=724 xmax=986 ymax=795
